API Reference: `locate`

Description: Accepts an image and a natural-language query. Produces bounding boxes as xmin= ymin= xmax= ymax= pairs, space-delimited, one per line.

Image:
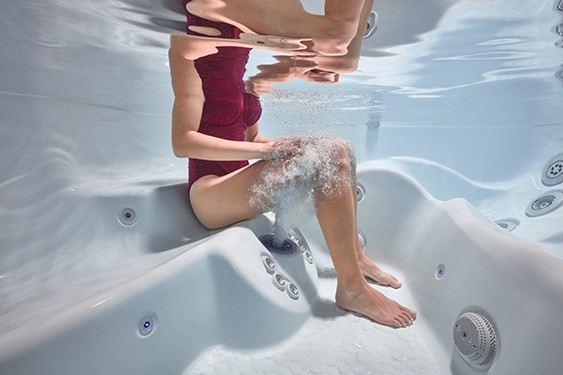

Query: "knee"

xmin=328 ymin=139 xmax=355 ymax=175
xmin=312 ymin=139 xmax=355 ymax=195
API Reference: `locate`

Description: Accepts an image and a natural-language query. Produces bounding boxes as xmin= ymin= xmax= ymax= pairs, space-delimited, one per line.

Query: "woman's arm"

xmin=244 ymin=123 xmax=271 ymax=143
xmin=169 ymin=36 xmax=272 ymax=161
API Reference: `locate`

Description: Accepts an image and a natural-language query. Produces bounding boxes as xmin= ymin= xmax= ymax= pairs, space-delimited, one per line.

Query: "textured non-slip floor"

xmin=184 ymin=271 xmax=445 ymax=375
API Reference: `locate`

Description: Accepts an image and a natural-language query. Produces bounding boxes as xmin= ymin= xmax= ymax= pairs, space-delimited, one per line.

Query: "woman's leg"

xmin=185 ymin=0 xmax=370 ymax=55
xmin=190 ymin=144 xmax=415 ymax=327
xmin=313 ymin=141 xmax=415 ymax=327
xmin=345 ymin=149 xmax=402 ymax=289
xmin=316 ymin=183 xmax=414 ymax=327
xmin=189 ymin=165 xmax=265 ymax=229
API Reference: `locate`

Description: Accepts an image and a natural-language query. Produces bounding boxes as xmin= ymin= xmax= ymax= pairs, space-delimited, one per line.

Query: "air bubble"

xmin=250 ymin=135 xmax=355 ymax=249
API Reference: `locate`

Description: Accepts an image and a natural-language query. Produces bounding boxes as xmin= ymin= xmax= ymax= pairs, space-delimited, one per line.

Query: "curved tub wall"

xmin=2 ymin=165 xmax=560 ymax=374
xmin=0 ymin=0 xmax=185 ymax=276
xmin=1 ymin=0 xmax=563 ymax=374
xmin=1 ymin=0 xmax=561 ymax=274
xmin=0 ymin=0 xmax=193 ymax=335
xmin=0 ymin=226 xmax=316 ymax=374
xmin=301 ymin=164 xmax=563 ymax=374
xmin=405 ymin=198 xmax=563 ymax=375
xmin=258 ymin=0 xmax=563 ymax=257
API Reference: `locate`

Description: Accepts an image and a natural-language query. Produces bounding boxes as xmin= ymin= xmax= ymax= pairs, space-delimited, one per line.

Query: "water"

xmin=0 ymin=0 xmax=562 ymax=339
xmin=0 ymin=0 xmax=186 ymax=333
xmin=250 ymin=134 xmax=356 ymax=246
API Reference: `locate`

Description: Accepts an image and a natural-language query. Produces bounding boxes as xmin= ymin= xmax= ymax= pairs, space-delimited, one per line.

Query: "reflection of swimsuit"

xmin=182 ymin=0 xmax=262 ymax=191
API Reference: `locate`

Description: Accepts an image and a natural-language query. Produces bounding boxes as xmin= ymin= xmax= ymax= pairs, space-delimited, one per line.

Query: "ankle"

xmin=336 ymin=277 xmax=369 ymax=297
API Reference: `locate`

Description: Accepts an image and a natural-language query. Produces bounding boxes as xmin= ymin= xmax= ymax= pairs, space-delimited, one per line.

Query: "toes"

xmin=401 ymin=308 xmax=417 ymax=321
xmin=365 ymin=274 xmax=402 ymax=289
xmin=393 ymin=314 xmax=410 ymax=328
xmin=395 ymin=304 xmax=417 ymax=326
xmin=392 ymin=319 xmax=404 ymax=328
xmin=399 ymin=311 xmax=414 ymax=326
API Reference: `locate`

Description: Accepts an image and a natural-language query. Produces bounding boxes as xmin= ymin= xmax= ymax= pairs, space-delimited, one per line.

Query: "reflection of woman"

xmin=186 ymin=0 xmax=372 ymax=56
xmin=245 ymin=56 xmax=338 ymax=97
xmin=170 ymin=1 xmax=416 ymax=327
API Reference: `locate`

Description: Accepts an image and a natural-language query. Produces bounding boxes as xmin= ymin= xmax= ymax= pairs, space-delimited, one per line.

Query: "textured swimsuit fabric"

xmin=182 ymin=0 xmax=262 ymax=190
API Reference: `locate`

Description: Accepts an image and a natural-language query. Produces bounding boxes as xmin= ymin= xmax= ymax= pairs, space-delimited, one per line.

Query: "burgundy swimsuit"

xmin=182 ymin=0 xmax=262 ymax=191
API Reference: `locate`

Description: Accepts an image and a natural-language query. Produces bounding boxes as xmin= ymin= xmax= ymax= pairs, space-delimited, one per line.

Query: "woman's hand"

xmin=263 ymin=136 xmax=303 ymax=160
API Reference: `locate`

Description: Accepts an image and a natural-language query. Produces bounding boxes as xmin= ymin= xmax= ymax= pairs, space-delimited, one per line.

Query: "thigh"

xmin=189 ymin=160 xmax=269 ymax=229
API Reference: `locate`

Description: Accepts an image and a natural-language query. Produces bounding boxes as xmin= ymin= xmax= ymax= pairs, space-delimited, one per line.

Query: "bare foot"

xmin=335 ymin=281 xmax=416 ymax=328
xmin=357 ymin=253 xmax=402 ymax=289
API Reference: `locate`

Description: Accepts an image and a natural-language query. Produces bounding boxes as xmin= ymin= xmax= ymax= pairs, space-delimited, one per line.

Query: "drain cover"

xmin=542 ymin=153 xmax=563 ymax=186
xmin=453 ymin=312 xmax=497 ymax=371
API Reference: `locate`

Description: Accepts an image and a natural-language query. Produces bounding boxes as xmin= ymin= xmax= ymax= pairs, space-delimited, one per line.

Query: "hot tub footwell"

xmin=1 ymin=164 xmax=563 ymax=375
xmin=184 ymin=269 xmax=444 ymax=375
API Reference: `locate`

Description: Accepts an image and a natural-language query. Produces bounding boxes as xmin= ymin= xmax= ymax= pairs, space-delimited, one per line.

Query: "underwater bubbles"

xmin=250 ymin=134 xmax=355 ymax=246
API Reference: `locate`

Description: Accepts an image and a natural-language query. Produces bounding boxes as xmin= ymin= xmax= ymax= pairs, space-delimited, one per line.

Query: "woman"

xmin=169 ymin=1 xmax=416 ymax=328
xmin=185 ymin=0 xmax=371 ymax=56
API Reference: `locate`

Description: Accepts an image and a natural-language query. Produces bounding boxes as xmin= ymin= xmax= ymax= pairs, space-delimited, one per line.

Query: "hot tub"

xmin=1 ymin=0 xmax=562 ymax=374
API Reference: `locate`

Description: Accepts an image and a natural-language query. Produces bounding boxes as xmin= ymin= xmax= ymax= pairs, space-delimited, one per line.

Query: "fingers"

xmin=263 ymin=137 xmax=303 ymax=160
xmin=304 ymin=69 xmax=338 ymax=83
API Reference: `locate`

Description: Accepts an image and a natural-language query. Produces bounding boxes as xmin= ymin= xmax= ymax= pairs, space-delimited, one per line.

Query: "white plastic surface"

xmin=1 ymin=0 xmax=562 ymax=373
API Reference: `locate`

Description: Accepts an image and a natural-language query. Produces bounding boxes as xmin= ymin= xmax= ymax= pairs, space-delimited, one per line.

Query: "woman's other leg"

xmin=314 ymin=141 xmax=415 ymax=327
xmin=343 ymin=143 xmax=402 ymax=289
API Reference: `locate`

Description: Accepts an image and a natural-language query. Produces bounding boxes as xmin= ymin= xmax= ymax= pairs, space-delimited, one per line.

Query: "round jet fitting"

xmin=356 ymin=183 xmax=366 ymax=203
xmin=303 ymin=250 xmax=314 ymax=264
xmin=435 ymin=264 xmax=446 ymax=280
xmin=118 ymin=207 xmax=138 ymax=227
xmin=495 ymin=218 xmax=519 ymax=232
xmin=525 ymin=191 xmax=563 ymax=217
xmin=286 ymin=282 xmax=300 ymax=300
xmin=138 ymin=313 xmax=157 ymax=337
xmin=261 ymin=255 xmax=276 ymax=274
xmin=271 ymin=272 xmax=286 ymax=292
